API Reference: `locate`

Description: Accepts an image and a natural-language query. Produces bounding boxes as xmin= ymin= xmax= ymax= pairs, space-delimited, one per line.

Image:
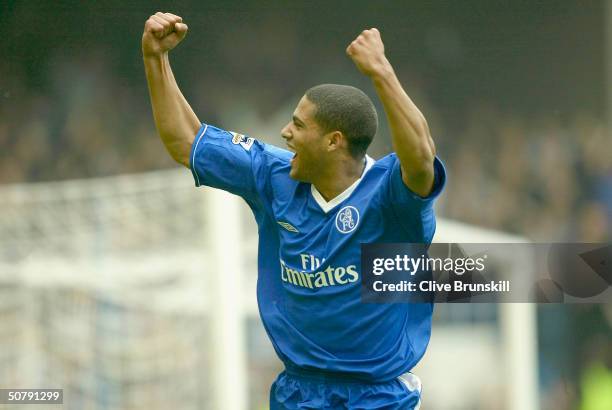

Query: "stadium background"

xmin=1 ymin=1 xmax=611 ymax=409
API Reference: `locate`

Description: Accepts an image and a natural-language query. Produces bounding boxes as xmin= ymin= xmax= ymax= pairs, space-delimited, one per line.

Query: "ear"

xmin=326 ymin=130 xmax=344 ymax=152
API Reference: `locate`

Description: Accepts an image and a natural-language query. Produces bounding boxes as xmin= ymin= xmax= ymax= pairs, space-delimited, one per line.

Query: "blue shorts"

xmin=270 ymin=369 xmax=422 ymax=410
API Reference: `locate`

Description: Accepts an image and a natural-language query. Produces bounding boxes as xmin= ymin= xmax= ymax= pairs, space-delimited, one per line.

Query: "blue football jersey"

xmin=190 ymin=123 xmax=446 ymax=382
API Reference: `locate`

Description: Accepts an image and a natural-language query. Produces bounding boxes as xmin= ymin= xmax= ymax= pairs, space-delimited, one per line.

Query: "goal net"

xmin=0 ymin=168 xmax=536 ymax=410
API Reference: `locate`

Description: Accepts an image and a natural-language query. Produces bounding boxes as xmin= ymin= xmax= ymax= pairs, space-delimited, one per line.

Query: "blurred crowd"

xmin=0 ymin=54 xmax=177 ymax=184
xmin=1 ymin=55 xmax=610 ymax=243
xmin=1 ymin=3 xmax=609 ymax=409
xmin=438 ymin=103 xmax=611 ymax=242
xmin=1 ymin=50 xmax=611 ymax=410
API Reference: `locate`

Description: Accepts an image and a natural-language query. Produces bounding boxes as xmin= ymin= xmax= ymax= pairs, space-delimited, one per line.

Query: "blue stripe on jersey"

xmin=190 ymin=123 xmax=446 ymax=382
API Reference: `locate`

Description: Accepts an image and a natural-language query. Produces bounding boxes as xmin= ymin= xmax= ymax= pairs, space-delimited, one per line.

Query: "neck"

xmin=313 ymin=156 xmax=366 ymax=202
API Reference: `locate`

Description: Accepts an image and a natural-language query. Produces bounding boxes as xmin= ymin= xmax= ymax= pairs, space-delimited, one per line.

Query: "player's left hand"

xmin=346 ymin=28 xmax=391 ymax=77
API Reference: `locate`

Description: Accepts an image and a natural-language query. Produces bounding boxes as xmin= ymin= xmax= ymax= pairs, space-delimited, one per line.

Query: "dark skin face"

xmin=281 ymin=96 xmax=366 ymax=201
xmin=280 ymin=96 xmax=330 ymax=183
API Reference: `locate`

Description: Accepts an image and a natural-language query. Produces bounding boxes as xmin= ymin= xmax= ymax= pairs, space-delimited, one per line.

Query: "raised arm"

xmin=142 ymin=12 xmax=201 ymax=168
xmin=347 ymin=29 xmax=436 ymax=197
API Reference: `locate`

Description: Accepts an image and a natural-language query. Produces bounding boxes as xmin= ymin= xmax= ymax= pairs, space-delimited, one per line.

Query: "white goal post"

xmin=0 ymin=168 xmax=537 ymax=410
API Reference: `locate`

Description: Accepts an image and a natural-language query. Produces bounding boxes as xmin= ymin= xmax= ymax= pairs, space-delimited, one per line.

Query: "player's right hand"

xmin=142 ymin=12 xmax=188 ymax=58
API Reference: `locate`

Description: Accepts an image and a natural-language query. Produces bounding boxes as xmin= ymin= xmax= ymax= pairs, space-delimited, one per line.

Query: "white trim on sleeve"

xmin=191 ymin=124 xmax=209 ymax=186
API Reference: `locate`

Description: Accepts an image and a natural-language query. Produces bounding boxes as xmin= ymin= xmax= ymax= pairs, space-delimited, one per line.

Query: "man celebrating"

xmin=143 ymin=12 xmax=445 ymax=410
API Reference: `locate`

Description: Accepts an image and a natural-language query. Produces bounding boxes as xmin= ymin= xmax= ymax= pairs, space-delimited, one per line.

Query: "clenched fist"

xmin=346 ymin=28 xmax=391 ymax=78
xmin=142 ymin=12 xmax=188 ymax=58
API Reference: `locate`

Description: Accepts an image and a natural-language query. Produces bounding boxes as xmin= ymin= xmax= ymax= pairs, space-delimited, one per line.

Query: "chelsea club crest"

xmin=335 ymin=206 xmax=359 ymax=234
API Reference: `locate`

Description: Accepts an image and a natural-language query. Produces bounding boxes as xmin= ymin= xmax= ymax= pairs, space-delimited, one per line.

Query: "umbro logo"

xmin=277 ymin=221 xmax=299 ymax=233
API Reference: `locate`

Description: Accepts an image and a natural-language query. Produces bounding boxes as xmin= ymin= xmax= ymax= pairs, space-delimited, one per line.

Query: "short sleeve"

xmin=386 ymin=156 xmax=446 ymax=241
xmin=189 ymin=123 xmax=264 ymax=201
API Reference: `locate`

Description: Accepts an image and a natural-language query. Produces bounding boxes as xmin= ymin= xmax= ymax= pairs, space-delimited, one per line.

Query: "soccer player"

xmin=143 ymin=12 xmax=446 ymax=410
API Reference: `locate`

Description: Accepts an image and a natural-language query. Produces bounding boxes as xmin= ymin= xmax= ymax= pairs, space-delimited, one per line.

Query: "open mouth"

xmin=287 ymin=145 xmax=298 ymax=163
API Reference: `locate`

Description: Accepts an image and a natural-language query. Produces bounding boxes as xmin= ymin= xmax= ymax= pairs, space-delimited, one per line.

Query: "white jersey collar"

xmin=310 ymin=155 xmax=375 ymax=214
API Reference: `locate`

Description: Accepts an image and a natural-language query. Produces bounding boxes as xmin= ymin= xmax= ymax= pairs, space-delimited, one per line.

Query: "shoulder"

xmin=260 ymin=143 xmax=293 ymax=164
xmin=197 ymin=124 xmax=292 ymax=164
xmin=253 ymin=142 xmax=293 ymax=180
xmin=369 ymin=152 xmax=446 ymax=187
xmin=364 ymin=153 xmax=400 ymax=179
xmin=253 ymin=142 xmax=297 ymax=195
xmin=370 ymin=153 xmax=399 ymax=170
xmin=363 ymin=152 xmax=446 ymax=205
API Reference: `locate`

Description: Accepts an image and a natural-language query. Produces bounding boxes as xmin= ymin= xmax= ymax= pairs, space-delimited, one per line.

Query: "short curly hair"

xmin=305 ymin=84 xmax=378 ymax=158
